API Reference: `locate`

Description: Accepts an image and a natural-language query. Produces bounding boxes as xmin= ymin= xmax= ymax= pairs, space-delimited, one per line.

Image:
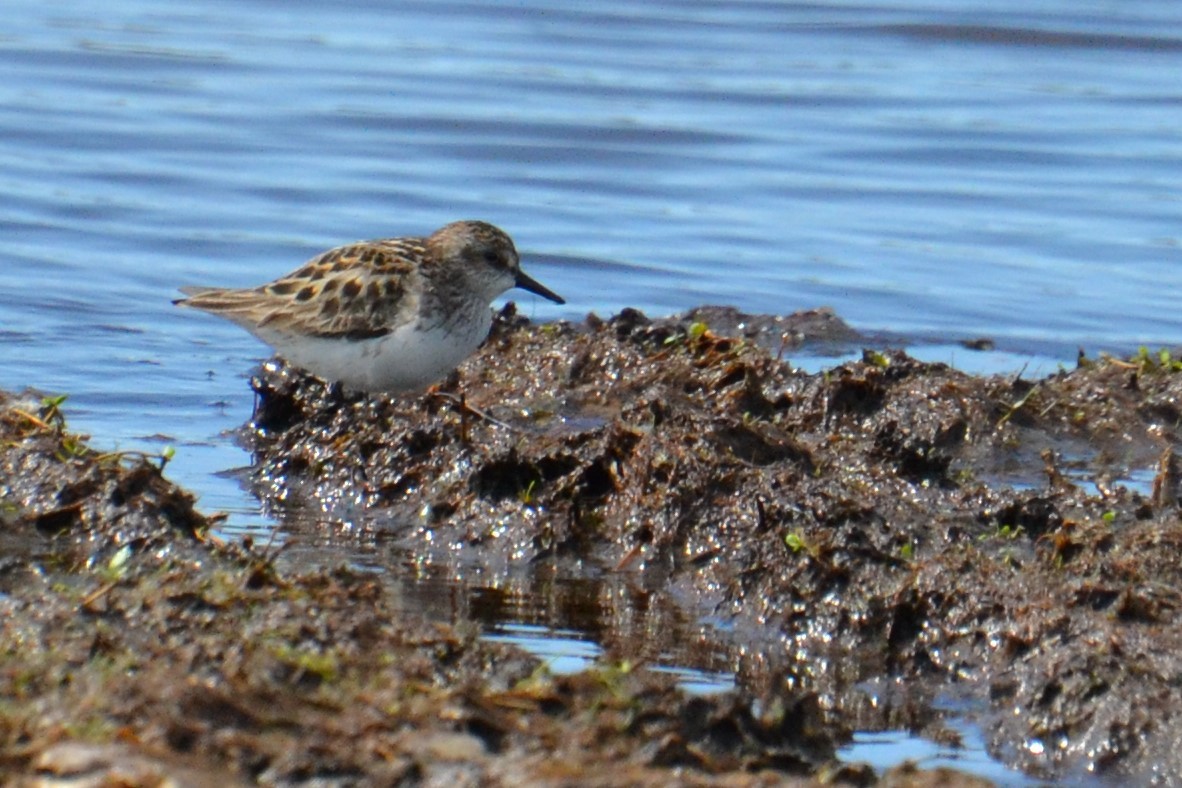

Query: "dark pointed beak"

xmin=515 ymin=269 xmax=565 ymax=305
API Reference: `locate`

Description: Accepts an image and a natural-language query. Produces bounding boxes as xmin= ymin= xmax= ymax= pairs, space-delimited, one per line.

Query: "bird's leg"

xmin=428 ymin=390 xmax=515 ymax=433
xmin=459 ymin=391 xmax=471 ymax=444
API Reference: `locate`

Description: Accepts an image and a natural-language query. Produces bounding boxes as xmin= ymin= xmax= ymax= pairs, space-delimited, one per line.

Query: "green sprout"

xmin=518 ymin=478 xmax=539 ymax=506
xmin=864 ymin=350 xmax=890 ymax=369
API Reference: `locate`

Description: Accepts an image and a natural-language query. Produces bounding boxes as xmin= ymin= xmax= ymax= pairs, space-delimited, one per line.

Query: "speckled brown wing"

xmin=178 ymin=238 xmax=426 ymax=341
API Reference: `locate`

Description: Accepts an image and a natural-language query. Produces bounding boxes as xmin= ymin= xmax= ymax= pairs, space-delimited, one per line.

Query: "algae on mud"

xmin=0 ymin=387 xmax=844 ymax=785
xmin=5 ymin=305 xmax=1182 ymax=784
xmin=243 ymin=306 xmax=1182 ymax=782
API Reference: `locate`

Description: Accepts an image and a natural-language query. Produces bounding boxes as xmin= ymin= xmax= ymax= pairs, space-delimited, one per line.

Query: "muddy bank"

xmin=0 ymin=386 xmax=973 ymax=785
xmin=241 ymin=306 xmax=1182 ymax=783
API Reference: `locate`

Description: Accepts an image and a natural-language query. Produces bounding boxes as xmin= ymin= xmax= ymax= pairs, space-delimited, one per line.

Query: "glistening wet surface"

xmin=3 ymin=1 xmax=1181 ymax=783
xmin=233 ymin=312 xmax=1182 ymax=783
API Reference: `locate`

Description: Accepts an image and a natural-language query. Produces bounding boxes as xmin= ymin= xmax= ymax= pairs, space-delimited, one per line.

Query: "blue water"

xmin=2 ymin=2 xmax=1179 ymax=781
xmin=4 ymin=0 xmax=1179 ymax=512
xmin=841 ymin=728 xmax=1037 ymax=787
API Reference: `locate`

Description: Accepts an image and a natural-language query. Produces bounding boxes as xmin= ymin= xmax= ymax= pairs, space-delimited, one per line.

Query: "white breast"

xmin=274 ymin=309 xmax=493 ymax=392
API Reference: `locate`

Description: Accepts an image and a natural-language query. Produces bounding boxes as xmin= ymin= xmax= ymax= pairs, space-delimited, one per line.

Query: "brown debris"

xmin=240 ymin=307 xmax=1182 ymax=781
xmin=8 ymin=308 xmax=1182 ymax=783
xmin=0 ymin=385 xmax=840 ymax=785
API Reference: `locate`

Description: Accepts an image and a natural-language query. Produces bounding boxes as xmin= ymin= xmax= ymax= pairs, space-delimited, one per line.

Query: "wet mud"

xmin=246 ymin=306 xmax=1182 ymax=783
xmin=0 ymin=388 xmax=845 ymax=786
xmin=4 ymin=306 xmax=1182 ymax=784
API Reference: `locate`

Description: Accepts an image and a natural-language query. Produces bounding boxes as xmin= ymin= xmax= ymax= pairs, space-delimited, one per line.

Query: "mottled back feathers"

xmin=179 ymin=238 xmax=436 ymax=341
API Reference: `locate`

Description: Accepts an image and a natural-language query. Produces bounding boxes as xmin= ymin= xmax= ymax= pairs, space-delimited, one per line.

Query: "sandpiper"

xmin=174 ymin=220 xmax=564 ymax=392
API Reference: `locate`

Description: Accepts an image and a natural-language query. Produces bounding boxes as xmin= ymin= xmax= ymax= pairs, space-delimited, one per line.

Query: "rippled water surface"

xmin=3 ymin=1 xmax=1180 ymax=780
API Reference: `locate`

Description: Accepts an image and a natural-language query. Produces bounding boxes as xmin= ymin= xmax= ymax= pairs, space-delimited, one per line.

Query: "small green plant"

xmin=92 ymin=447 xmax=179 ymax=471
xmin=1130 ymin=346 xmax=1182 ymax=374
xmin=39 ymin=394 xmax=68 ymax=428
xmin=784 ymin=530 xmax=808 ymax=553
xmin=980 ymin=523 xmax=1025 ymax=541
xmin=997 ymin=383 xmax=1039 ymax=427
xmin=55 ymin=434 xmax=90 ymax=462
xmin=588 ymin=659 xmax=637 ymax=705
xmin=513 ymin=661 xmax=556 ymax=694
xmin=518 ymin=478 xmax=539 ymax=506
xmin=271 ymin=643 xmax=340 ymax=684
xmin=100 ymin=545 xmax=133 ymax=582
xmin=864 ymin=350 xmax=890 ymax=369
xmin=663 ymin=320 xmax=711 ymax=347
xmin=784 ymin=529 xmax=825 ymax=561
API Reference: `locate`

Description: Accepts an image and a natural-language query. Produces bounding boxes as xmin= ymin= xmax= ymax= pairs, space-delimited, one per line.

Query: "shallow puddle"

xmin=840 ymin=728 xmax=1037 ymax=786
xmin=274 ymin=528 xmax=1041 ymax=784
xmin=470 ymin=577 xmax=1037 ymax=784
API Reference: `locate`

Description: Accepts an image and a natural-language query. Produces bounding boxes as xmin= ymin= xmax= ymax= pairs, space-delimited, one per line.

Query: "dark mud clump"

xmin=246 ymin=306 xmax=1182 ymax=782
xmin=0 ymin=389 xmax=858 ymax=785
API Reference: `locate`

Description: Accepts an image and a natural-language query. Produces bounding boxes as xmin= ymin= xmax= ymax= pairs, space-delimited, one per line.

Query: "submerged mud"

xmin=241 ymin=306 xmax=1182 ymax=783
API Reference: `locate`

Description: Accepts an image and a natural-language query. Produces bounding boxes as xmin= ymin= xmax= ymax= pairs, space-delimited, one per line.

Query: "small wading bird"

xmin=175 ymin=220 xmax=564 ymax=392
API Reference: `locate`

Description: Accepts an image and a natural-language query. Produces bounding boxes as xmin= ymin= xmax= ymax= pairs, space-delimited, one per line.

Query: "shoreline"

xmin=4 ymin=305 xmax=1182 ymax=784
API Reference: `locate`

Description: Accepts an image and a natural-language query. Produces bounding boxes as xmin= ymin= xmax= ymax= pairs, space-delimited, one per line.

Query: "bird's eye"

xmin=482 ymin=248 xmax=502 ymax=267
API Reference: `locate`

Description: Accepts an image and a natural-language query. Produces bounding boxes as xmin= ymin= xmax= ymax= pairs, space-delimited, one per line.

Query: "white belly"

xmin=275 ymin=311 xmax=492 ymax=392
